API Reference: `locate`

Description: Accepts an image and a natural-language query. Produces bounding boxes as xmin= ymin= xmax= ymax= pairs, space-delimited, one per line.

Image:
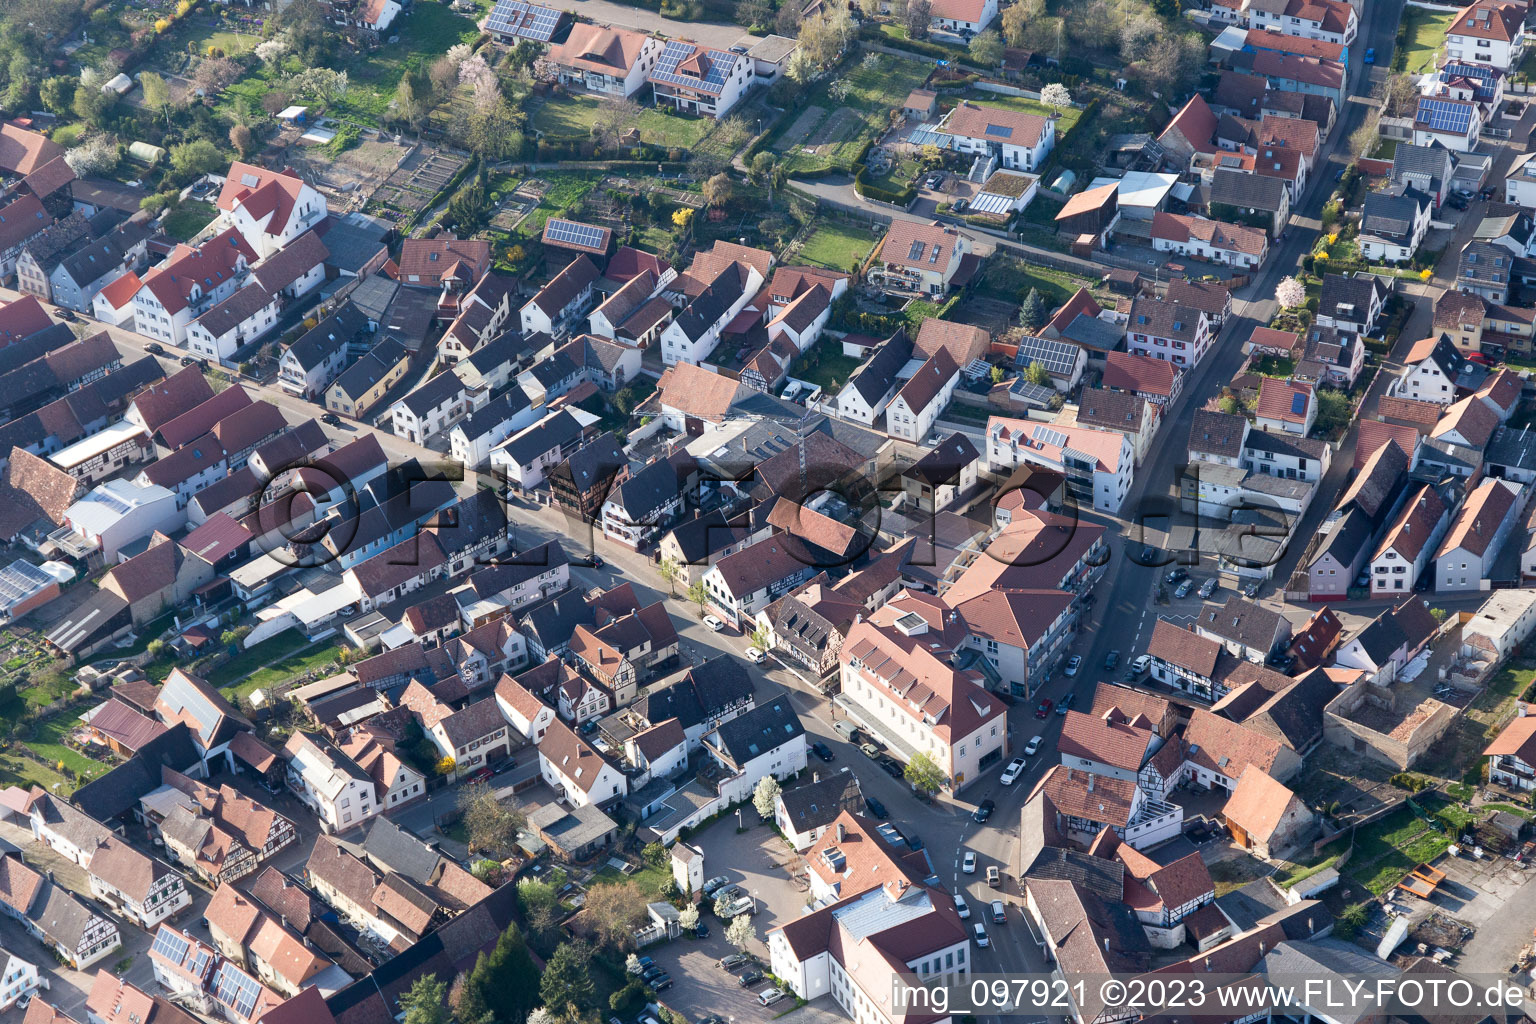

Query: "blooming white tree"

xmin=255 ymin=34 xmax=290 ymax=66
xmin=1276 ymin=276 xmax=1306 ymax=308
xmin=1041 ymin=83 xmax=1072 ymax=114
xmin=678 ymin=904 xmax=700 ymax=931
xmin=752 ymin=775 xmax=781 ymax=818
xmin=625 ymin=953 xmax=643 ymax=975
xmin=726 ymin=913 xmax=756 ymax=952
xmin=65 ymin=134 xmax=118 ymax=176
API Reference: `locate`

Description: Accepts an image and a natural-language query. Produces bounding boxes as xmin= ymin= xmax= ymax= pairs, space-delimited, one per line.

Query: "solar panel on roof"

xmin=1013 ymin=335 xmax=1079 ymax=377
xmin=151 ymin=927 xmax=191 ymax=964
xmin=1417 ymin=97 xmax=1472 ymax=132
xmin=651 ymin=40 xmax=735 ymax=93
xmin=0 ymin=561 xmax=50 ymax=605
xmin=485 ymin=0 xmax=561 ymax=40
xmin=214 ymin=962 xmax=263 ymax=1018
xmin=1034 ymin=425 xmax=1069 ymax=448
xmin=907 ymin=240 xmax=925 ymax=260
xmin=985 ymin=124 xmax=1012 ymax=138
xmin=545 ymin=218 xmax=609 ymax=252
xmin=1290 ymin=391 xmax=1307 ymax=414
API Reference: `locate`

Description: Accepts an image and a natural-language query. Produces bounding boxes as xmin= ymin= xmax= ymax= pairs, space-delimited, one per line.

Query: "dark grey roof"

xmin=707 ymin=695 xmax=803 ymax=765
xmin=45 ymin=587 xmax=130 ymax=654
xmin=663 ymin=509 xmax=753 ymax=564
xmin=1350 ymin=605 xmax=1409 ymax=664
xmin=1418 ymin=435 xmax=1482 ymax=474
xmin=1189 ymin=409 xmax=1248 ymax=458
xmin=518 ymin=589 xmax=594 ymax=649
xmin=1485 ymin=424 xmax=1536 ymax=472
xmin=608 ymin=459 xmax=677 ymax=520
xmin=1243 ymin=429 xmax=1328 ymax=462
xmin=498 ymin=409 xmax=585 ymax=466
xmin=1211 ymin=168 xmax=1288 ymax=212
xmin=1313 ymin=506 xmax=1375 ymax=568
xmin=71 ymin=723 xmax=199 ymax=822
xmin=1318 ymin=273 xmax=1389 ymax=323
xmin=319 ymin=213 xmax=390 ymax=275
xmin=1392 ymin=142 xmax=1454 ymax=185
xmin=28 ymin=880 xmax=107 ymax=949
xmin=777 ymin=771 xmax=862 ymax=835
xmin=1023 ymin=847 xmax=1125 ymax=902
xmin=460 ymin=540 xmax=569 ymax=598
xmin=332 ymin=339 xmax=408 ymax=402
xmin=1459 ymin=239 xmax=1515 ymax=291
xmin=1196 ymin=596 xmax=1288 ymax=654
xmin=350 ymin=274 xmax=399 ymax=324
xmin=1215 ymin=877 xmax=1291 ymax=931
xmin=675 ymin=269 xmax=747 ymax=342
xmin=193 ymin=283 xmax=275 ymax=339
xmin=845 ymin=329 xmax=913 ymax=405
xmin=1061 ymin=313 xmax=1124 ymax=352
xmin=398 ymin=368 xmax=465 ymax=418
xmin=428 ymin=488 xmax=508 ymax=558
xmin=1362 ymin=185 xmax=1430 ymax=240
xmin=904 ymin=432 xmax=980 ymax=487
xmin=360 ymin=817 xmax=442 ymax=884
xmin=289 ymin=303 xmax=370 ymax=372
xmin=454 ymin=390 xmax=531 ymax=443
xmin=557 ymin=432 xmax=626 ymax=493
xmin=640 ymin=655 xmax=755 ymax=730
xmin=464 ymin=331 xmax=531 ymax=376
xmin=525 ymin=350 xmax=582 ymax=389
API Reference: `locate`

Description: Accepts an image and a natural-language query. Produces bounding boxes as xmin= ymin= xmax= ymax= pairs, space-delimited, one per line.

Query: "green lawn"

xmin=204 ymin=633 xmax=347 ymax=699
xmin=796 ymin=222 xmax=880 ymax=272
xmin=977 ymin=253 xmax=1101 ymax=307
xmin=27 ymin=716 xmax=111 ymax=784
xmin=162 ymin=200 xmax=217 ymax=242
xmin=591 ymin=860 xmax=672 ymax=899
xmin=1343 ymin=804 xmax=1453 ymax=895
xmin=518 ymin=173 xmax=601 ymax=238
xmin=791 ymin=340 xmax=862 ymax=394
xmin=0 ymin=749 xmax=69 ymax=795
xmin=1401 ymin=8 xmax=1454 ymax=73
xmin=529 ymin=93 xmax=713 ymax=148
xmin=771 ymin=52 xmax=932 ymax=174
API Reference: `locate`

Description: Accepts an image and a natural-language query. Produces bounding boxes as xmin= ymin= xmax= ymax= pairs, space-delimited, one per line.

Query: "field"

xmin=795 ymin=222 xmax=880 ymax=272
xmin=1400 ymin=8 xmax=1454 ymax=73
xmin=529 ymin=93 xmax=713 ymax=149
xmin=26 ymin=716 xmax=112 ymax=784
xmin=769 ymin=53 xmax=932 ymax=174
xmin=162 ymin=200 xmax=217 ymax=242
xmin=204 ymin=633 xmax=347 ymax=699
xmin=516 ymin=173 xmax=602 ymax=238
xmin=1343 ymin=803 xmax=1453 ymax=895
xmin=976 ymin=253 xmax=1104 ymax=307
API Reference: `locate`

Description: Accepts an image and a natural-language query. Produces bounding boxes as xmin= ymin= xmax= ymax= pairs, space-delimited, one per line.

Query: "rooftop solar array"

xmin=984 ymin=123 xmax=1013 ymax=138
xmin=484 ymin=0 xmax=563 ymax=41
xmin=543 ymin=218 xmax=611 ymax=253
xmin=1441 ymin=61 xmax=1501 ymax=99
xmin=213 ymin=962 xmax=263 ymax=1019
xmin=151 ymin=926 xmax=190 ymax=965
xmin=1012 ymin=334 xmax=1080 ymax=377
xmin=651 ymin=40 xmax=734 ymax=95
xmin=1290 ymin=391 xmax=1308 ymax=414
xmin=0 ymin=561 xmax=51 ymax=606
xmin=1417 ymin=97 xmax=1473 ymax=132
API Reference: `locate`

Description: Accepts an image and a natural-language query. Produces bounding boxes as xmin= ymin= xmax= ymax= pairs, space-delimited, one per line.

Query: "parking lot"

xmin=646 ymin=814 xmax=811 ymax=1019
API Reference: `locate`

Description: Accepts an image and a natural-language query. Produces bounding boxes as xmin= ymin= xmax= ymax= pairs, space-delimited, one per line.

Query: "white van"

xmin=973 ymin=922 xmax=989 ymax=947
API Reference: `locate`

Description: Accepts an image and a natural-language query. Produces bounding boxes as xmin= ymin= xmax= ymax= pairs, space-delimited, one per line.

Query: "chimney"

xmin=1087 ymin=775 xmax=1094 ymax=791
xmin=836 ymin=823 xmax=845 ymax=842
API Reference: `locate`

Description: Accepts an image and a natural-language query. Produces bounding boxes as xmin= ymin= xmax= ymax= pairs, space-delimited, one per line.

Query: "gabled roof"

xmin=549 ymin=23 xmax=654 ymax=75
xmin=1436 ymin=477 xmax=1516 ymax=559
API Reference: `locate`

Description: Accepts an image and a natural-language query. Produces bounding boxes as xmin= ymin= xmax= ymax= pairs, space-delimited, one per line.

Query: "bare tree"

xmin=904 ymin=0 xmax=933 ymax=39
xmin=583 ymin=882 xmax=648 ymax=951
xmin=592 ymin=97 xmax=641 ymax=149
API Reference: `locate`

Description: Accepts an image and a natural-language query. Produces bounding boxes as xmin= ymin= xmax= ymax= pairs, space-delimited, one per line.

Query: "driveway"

xmin=533 ymin=0 xmax=754 ymax=49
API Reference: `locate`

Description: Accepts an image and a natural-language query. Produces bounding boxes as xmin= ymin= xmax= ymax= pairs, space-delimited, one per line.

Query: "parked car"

xmin=649 ymin=974 xmax=673 ymax=992
xmin=1063 ymin=655 xmax=1082 ymax=677
xmin=719 ymin=896 xmax=755 ymax=918
xmin=991 ymin=900 xmax=1006 ymax=923
xmin=738 ymin=971 xmax=765 ymax=988
xmin=466 ymin=766 xmax=494 ymax=785
xmin=1364 ymin=46 xmax=1375 ymax=62
xmin=1056 ymin=693 xmax=1074 ymax=716
xmin=1104 ymin=650 xmax=1120 ymax=670
xmin=878 ymin=756 xmax=903 ymax=778
xmin=745 ymin=647 xmax=766 ymax=663
xmin=1166 ymin=568 xmax=1189 ymax=584
xmin=1000 ymin=757 xmax=1027 ymax=784
xmin=1035 ymin=699 xmax=1052 ymax=719
xmin=1244 ymin=580 xmax=1261 ymax=598
xmin=860 ymin=742 xmax=881 ymax=759
xmin=694 ymin=922 xmax=709 ymax=938
xmin=1198 ymin=578 xmax=1218 ymax=599
xmin=833 ymin=720 xmax=858 ymax=742
xmin=865 ymin=796 xmax=888 ymax=819
xmin=55 ymin=308 xmax=76 ymax=323
xmin=758 ymin=988 xmax=787 ymax=1007
xmin=145 ymin=342 xmax=165 ymax=356
xmin=1130 ymin=654 xmax=1151 ymax=676
xmin=1141 ymin=546 xmax=1156 ymax=562
xmin=954 ymin=892 xmax=970 ymax=919
xmin=973 ymin=923 xmax=989 ymax=948
xmin=963 ymin=851 xmax=977 ymax=874
xmin=719 ymin=954 xmax=752 ymax=971
xmin=974 ymin=799 xmax=995 ymax=823
xmin=811 ymin=741 xmax=835 ymax=762
xmin=703 ymin=615 xmax=725 ymax=631
xmin=1175 ymin=579 xmax=1193 ymax=599
xmin=717 ymin=884 xmax=745 ymax=902
xmin=1024 ymin=735 xmax=1041 ymax=756
xmin=906 ymin=833 xmax=924 ymax=852
xmin=987 ymin=865 xmax=1001 ymax=887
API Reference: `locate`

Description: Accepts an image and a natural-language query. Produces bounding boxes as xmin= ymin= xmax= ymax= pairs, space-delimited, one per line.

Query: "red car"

xmin=1035 ymin=699 xmax=1052 ymax=719
xmin=467 ymin=767 xmax=494 ymax=785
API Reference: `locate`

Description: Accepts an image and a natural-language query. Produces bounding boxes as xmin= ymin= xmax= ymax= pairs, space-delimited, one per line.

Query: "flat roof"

xmin=49 ymin=420 xmax=148 ymax=470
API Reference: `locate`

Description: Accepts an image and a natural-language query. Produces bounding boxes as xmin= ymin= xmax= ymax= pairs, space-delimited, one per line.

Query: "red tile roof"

xmin=1256 ymin=377 xmax=1313 ymax=424
xmin=1102 ymin=350 xmax=1176 ymax=399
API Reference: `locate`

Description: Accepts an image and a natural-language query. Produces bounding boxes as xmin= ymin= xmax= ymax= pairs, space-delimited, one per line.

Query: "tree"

xmin=1001 ymin=1 xmax=1034 ymax=47
xmin=1040 ymin=82 xmax=1072 ymax=115
xmin=540 ymin=942 xmax=596 ymax=1021
xmin=1384 ymin=72 xmax=1416 ymax=117
xmin=1017 ymin=288 xmax=1047 ymax=330
xmin=1348 ymin=107 xmax=1381 ymax=160
xmin=713 ymin=891 xmax=736 ymax=918
xmin=401 ymin=975 xmax=450 ymax=1024
xmin=450 ymin=972 xmax=492 ymax=1024
xmin=191 ymin=56 xmax=242 ymax=97
xmin=969 ymin=30 xmax=1004 ymax=66
xmin=527 ymin=1011 xmax=553 ymax=1024
xmin=584 ymin=881 xmax=648 ymax=951
xmin=1275 ymin=276 xmax=1305 ymax=308
xmin=726 ymin=913 xmax=756 ymax=951
xmin=169 ymin=139 xmax=224 ymax=180
xmin=592 ymin=97 xmax=640 ymax=149
xmin=626 ymin=953 xmax=644 ymax=976
xmin=64 ymin=135 xmax=119 ymax=177
xmin=753 ymin=775 xmax=781 ymax=818
xmin=229 ymin=123 xmax=255 ymax=158
xmin=1025 ymin=360 xmax=1051 ymax=387
xmin=395 ymin=71 xmax=430 ymax=129
xmin=1071 ymin=0 xmax=1119 ymax=48
xmin=458 ymin=782 xmax=523 ymax=856
xmin=678 ymin=903 xmax=700 ymax=931
xmin=1218 ymin=394 xmax=1241 ymax=415
xmin=39 ymin=76 xmax=75 ymax=116
xmin=990 ymin=365 xmax=1005 ymax=384
xmin=139 ymin=71 xmax=171 ymax=111
xmin=72 ymin=85 xmax=112 ymax=129
xmin=703 ymin=172 xmax=733 ymax=208
xmin=904 ymin=751 xmax=945 ymax=796
xmin=435 ymin=755 xmax=457 ymax=776
xmin=1150 ymin=0 xmax=1180 ymax=18
xmin=1142 ymin=34 xmax=1204 ymax=96
xmin=687 ymin=578 xmax=709 ymax=616
xmin=657 ymin=556 xmax=683 ymax=596
xmin=903 ymin=0 xmax=932 ymax=39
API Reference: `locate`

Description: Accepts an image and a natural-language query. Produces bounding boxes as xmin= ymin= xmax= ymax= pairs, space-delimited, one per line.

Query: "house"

xmin=549 ymin=431 xmax=628 ymax=522
xmin=1210 ymin=168 xmax=1292 ymax=238
xmin=409 ymin=694 xmax=510 ymax=779
xmin=1335 ymin=597 xmax=1441 ymax=684
xmin=1396 ymin=334 xmax=1484 ymax=405
xmin=1027 ymin=765 xmax=1182 ymax=849
xmin=1150 ymin=212 xmax=1268 ymax=269
xmin=1255 ymin=378 xmax=1316 ymax=435
xmin=885 ymin=349 xmax=960 ymax=443
xmin=1246 ymin=0 xmax=1357 ymax=44
xmin=1221 ymin=768 xmax=1314 ymax=859
xmin=390 ymin=370 xmax=468 ymax=446
xmin=448 ymin=390 xmax=537 ymax=471
xmin=1125 ymin=295 xmax=1213 ymax=369
xmin=527 ymin=802 xmax=618 ymax=861
xmin=837 ymin=605 xmax=1008 ymax=793
xmin=0 ymin=854 xmax=120 ymax=968
xmin=481 ymin=0 xmax=569 ymax=44
xmin=537 ymin=719 xmax=628 ymax=808
xmin=1076 ymin=387 xmax=1159 ymax=465
xmin=869 ymin=221 xmax=973 ymax=297
xmin=99 ymin=537 xmax=215 ymax=628
xmin=438 ymin=273 xmax=516 ymax=365
xmin=547 ymin=24 xmax=662 ymax=98
xmin=324 ymin=338 xmax=409 ymax=419
xmin=281 ymin=731 xmax=381 ymax=834
xmin=901 ymin=432 xmax=981 ymax=512
xmin=85 ymin=837 xmax=192 ymax=931
xmin=1194 ymin=597 xmax=1292 ymax=663
xmin=489 ymin=409 xmax=591 ymax=490
xmin=1415 ymin=95 xmax=1483 ymax=151
xmin=396 ymin=237 xmax=491 ymax=290
xmin=153 ymin=669 xmax=251 ymax=769
xmin=1102 ymin=350 xmax=1181 ymax=407
xmin=1484 ymin=714 xmax=1536 ymax=790
xmin=215 ymin=163 xmax=327 ymax=261
xmin=1434 ymin=393 xmax=1500 ymax=448
xmin=1053 ymin=182 xmax=1122 ymax=246
xmin=929 ymin=0 xmax=999 ymax=35
xmin=987 ymin=416 xmax=1135 ymax=513
xmin=702 ymin=537 xmax=817 ymax=628
xmin=835 ymin=330 xmax=913 ymax=425
xmin=1317 ymin=273 xmax=1390 ymax=334
xmin=279 ymin=304 xmax=370 ymax=399
xmin=1445 ymin=0 xmax=1526 ymax=70
xmin=659 ymin=261 xmax=761 ymax=366
xmin=203 ymin=885 xmax=333 ymax=997
xmin=600 ymin=459 xmax=684 ymax=550
xmin=1371 ymin=484 xmax=1451 ymax=596
xmin=1434 ymin=477 xmax=1521 ymax=592
xmin=701 ymin=696 xmax=807 ymax=805
xmin=774 ymin=771 xmax=863 ymax=850
xmin=14 ymin=212 xmax=149 ymax=313
xmin=129 ymin=229 xmax=258 ymax=347
xmin=1157 ymin=95 xmax=1219 ymax=170
xmin=647 ymin=42 xmax=755 ymax=118
xmin=934 ymin=101 xmax=1056 ymax=173
xmin=1360 ymin=185 xmax=1434 ymax=262
xmin=520 ymin=257 xmax=600 ymax=340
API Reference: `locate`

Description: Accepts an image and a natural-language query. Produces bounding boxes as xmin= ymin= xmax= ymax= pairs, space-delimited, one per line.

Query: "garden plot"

xmin=766 ymin=53 xmax=931 ymax=174
xmin=370 ymin=145 xmax=468 ymax=221
xmin=284 ymin=133 xmax=412 ymax=203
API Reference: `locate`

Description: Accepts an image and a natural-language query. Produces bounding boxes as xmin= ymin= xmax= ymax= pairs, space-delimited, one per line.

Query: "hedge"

xmin=860 ymin=24 xmax=985 ymax=68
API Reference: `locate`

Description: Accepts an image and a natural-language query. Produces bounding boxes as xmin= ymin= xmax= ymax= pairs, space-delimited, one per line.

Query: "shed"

xmin=904 ymin=89 xmax=939 ymax=121
xmin=277 ymin=106 xmax=309 ymax=124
